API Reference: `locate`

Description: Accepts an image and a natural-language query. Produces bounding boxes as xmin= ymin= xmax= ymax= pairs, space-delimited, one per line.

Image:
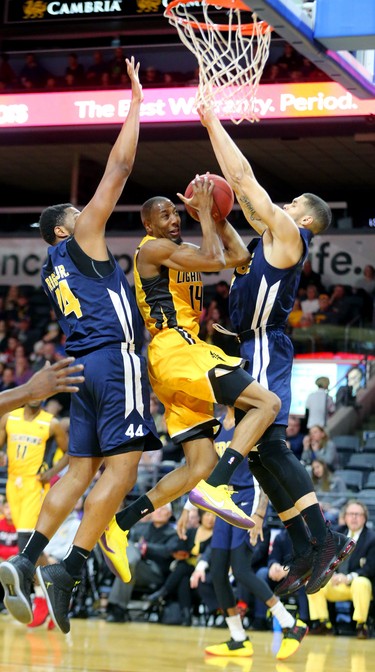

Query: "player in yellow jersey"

xmin=0 ymin=402 xmax=68 ymax=543
xmin=99 ymin=176 xmax=280 ymax=572
xmin=0 ymin=400 xmax=69 ymax=627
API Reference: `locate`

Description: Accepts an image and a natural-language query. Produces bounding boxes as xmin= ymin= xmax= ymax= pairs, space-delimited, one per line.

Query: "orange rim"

xmin=164 ymin=0 xmax=271 ymax=35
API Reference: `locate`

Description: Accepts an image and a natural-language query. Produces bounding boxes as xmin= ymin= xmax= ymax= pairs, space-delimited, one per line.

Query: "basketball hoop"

xmin=164 ymin=0 xmax=272 ymax=124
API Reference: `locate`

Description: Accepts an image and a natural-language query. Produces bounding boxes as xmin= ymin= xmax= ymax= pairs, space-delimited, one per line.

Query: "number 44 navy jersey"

xmin=41 ymin=238 xmax=144 ymax=355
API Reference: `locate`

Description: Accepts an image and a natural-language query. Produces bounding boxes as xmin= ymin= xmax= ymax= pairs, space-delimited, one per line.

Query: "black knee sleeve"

xmin=231 ymin=546 xmax=273 ymax=602
xmin=248 ymin=451 xmax=295 ymax=513
xmin=256 ymin=427 xmax=314 ymax=503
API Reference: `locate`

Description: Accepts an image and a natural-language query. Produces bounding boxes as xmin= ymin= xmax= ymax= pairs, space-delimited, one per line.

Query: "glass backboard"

xmin=247 ymin=0 xmax=375 ymax=97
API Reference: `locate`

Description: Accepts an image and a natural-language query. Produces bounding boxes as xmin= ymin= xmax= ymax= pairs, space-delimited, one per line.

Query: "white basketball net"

xmin=164 ymin=1 xmax=272 ymax=124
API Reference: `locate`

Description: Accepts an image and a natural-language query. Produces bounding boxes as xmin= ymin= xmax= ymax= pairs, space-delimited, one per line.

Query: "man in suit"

xmin=307 ymin=499 xmax=375 ymax=638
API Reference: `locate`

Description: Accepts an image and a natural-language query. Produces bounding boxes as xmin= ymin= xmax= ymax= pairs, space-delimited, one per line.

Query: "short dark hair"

xmin=303 ymin=193 xmax=332 ymax=233
xmin=140 ymin=196 xmax=170 ymax=226
xmin=38 ymin=203 xmax=73 ymax=244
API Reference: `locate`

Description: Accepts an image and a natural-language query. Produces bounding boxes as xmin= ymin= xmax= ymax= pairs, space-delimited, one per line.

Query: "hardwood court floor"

xmin=0 ymin=615 xmax=374 ymax=672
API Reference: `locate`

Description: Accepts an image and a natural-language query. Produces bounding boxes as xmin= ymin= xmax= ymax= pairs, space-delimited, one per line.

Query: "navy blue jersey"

xmin=229 ymin=229 xmax=312 ymax=336
xmin=41 ymin=238 xmax=144 ymax=355
xmin=229 ymin=228 xmax=312 ymax=424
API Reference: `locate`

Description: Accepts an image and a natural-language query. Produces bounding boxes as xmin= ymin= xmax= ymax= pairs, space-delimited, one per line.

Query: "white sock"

xmin=34 ymin=585 xmax=44 ymax=598
xmin=225 ymin=614 xmax=247 ymax=642
xmin=270 ymin=601 xmax=295 ymax=629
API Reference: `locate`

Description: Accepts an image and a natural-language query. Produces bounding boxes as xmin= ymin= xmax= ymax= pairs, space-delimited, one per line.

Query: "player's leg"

xmin=37 ymin=449 xmax=142 ymax=633
xmin=229 ymin=542 xmax=308 ymax=660
xmin=190 ymin=370 xmax=280 ymax=526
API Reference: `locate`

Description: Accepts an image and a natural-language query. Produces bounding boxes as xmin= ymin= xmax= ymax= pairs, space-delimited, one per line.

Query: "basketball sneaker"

xmin=275 ymin=620 xmax=309 ymax=660
xmin=36 ymin=564 xmax=79 ymax=634
xmin=205 ymin=638 xmax=254 ymax=657
xmin=0 ymin=554 xmax=35 ymax=624
xmin=189 ymin=482 xmax=255 ymax=529
xmin=305 ymin=529 xmax=356 ymax=594
xmin=98 ymin=516 xmax=131 ymax=583
xmin=274 ymin=548 xmax=314 ymax=597
xmin=27 ymin=596 xmax=49 ymax=628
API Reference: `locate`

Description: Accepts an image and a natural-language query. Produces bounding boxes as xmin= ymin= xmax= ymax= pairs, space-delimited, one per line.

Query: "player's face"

xmin=283 ymin=196 xmax=310 ymax=227
xmin=147 ymin=200 xmax=182 ymax=243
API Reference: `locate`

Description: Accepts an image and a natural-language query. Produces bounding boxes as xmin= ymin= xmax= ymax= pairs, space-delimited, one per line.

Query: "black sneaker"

xmin=274 ymin=548 xmax=314 ymax=597
xmin=36 ymin=564 xmax=79 ymax=634
xmin=305 ymin=529 xmax=356 ymax=595
xmin=0 ymin=555 xmax=35 ymax=624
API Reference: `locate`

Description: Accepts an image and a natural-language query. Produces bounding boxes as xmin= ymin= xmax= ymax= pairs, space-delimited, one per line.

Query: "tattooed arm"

xmin=237 ymin=194 xmax=267 ymax=235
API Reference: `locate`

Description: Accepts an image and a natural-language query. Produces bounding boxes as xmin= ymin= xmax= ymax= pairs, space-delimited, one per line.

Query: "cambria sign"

xmin=4 ymin=0 xmax=166 ymax=22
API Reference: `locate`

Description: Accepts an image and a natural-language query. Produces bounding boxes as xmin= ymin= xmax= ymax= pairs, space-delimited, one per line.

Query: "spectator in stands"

xmin=14 ymin=355 xmax=33 ymax=387
xmin=313 ymin=293 xmax=339 ymax=325
xmin=285 ymin=415 xmax=305 ymax=460
xmin=108 ymin=47 xmax=128 ymax=86
xmin=287 ymin=298 xmax=314 ymax=331
xmin=298 ymin=259 xmax=324 ymax=298
xmin=336 ymin=366 xmax=365 ymax=408
xmin=0 ymin=320 xmax=8 ymax=353
xmin=86 ymin=50 xmax=109 ymax=87
xmin=3 ymin=336 xmax=19 ymax=364
xmin=0 ymin=367 xmax=16 ymax=392
xmin=307 ymin=499 xmax=375 ymax=639
xmin=305 ymin=376 xmax=335 ymax=429
xmin=64 ymin=53 xmax=85 ymax=88
xmin=355 ymin=264 xmax=375 ymax=296
xmin=0 ymin=53 xmax=18 ymax=90
xmin=328 ymin=284 xmax=353 ymax=325
xmin=0 ymin=500 xmax=18 ymax=561
xmin=301 ymin=284 xmax=320 ymax=316
xmin=147 ymin=510 xmax=216 ymax=626
xmin=310 ymin=459 xmax=347 ymax=525
xmin=275 ymin=44 xmax=303 ymax=77
xmin=263 ymin=63 xmax=285 ymax=83
xmin=142 ymin=65 xmax=163 ymax=87
xmin=301 ymin=425 xmax=340 ymax=471
xmin=105 ymin=504 xmax=180 ymax=623
xmin=4 ymin=286 xmax=19 ymax=314
xmin=20 ymin=53 xmax=49 ymax=90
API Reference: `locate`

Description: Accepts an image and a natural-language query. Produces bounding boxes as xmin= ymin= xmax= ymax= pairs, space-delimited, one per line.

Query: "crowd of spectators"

xmin=0 ymin=44 xmax=330 ymax=93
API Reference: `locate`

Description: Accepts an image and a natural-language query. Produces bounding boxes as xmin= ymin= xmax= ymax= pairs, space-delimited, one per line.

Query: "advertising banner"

xmin=1 ymin=82 xmax=374 ymax=128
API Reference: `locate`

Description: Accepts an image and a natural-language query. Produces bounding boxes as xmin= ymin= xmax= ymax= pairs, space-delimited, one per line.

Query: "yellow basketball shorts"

xmin=148 ymin=328 xmax=245 ymax=443
xmin=6 ymin=476 xmax=49 ymax=531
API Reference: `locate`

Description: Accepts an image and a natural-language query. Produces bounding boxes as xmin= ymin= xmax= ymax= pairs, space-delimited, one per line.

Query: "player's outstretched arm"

xmin=198 ymin=104 xmax=297 ymax=242
xmin=0 ymin=358 xmax=84 ymax=415
xmin=75 ymin=57 xmax=143 ymax=255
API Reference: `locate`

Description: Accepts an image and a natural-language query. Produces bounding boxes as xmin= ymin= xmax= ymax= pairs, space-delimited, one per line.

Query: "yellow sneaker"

xmin=275 ymin=619 xmax=309 ymax=660
xmin=98 ymin=516 xmax=131 ymax=583
xmin=205 ymin=638 xmax=254 ymax=657
xmin=189 ymin=482 xmax=254 ymax=530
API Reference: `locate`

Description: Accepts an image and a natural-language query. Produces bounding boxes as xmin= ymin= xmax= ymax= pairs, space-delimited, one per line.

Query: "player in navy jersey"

xmin=0 ymin=57 xmax=161 ymax=635
xmin=179 ymin=407 xmax=307 ymax=660
xmin=188 ymin=104 xmax=355 ymax=628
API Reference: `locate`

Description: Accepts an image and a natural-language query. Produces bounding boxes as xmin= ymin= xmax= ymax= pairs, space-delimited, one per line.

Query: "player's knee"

xmin=260 ymin=390 xmax=281 ymax=423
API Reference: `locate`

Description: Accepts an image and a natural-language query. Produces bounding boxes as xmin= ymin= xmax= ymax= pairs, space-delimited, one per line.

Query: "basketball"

xmin=184 ymin=173 xmax=234 ymax=222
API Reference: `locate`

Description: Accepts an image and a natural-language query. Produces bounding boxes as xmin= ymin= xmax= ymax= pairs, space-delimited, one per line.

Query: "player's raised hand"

xmin=26 ymin=358 xmax=84 ymax=400
xmin=126 ymin=56 xmax=143 ymax=103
